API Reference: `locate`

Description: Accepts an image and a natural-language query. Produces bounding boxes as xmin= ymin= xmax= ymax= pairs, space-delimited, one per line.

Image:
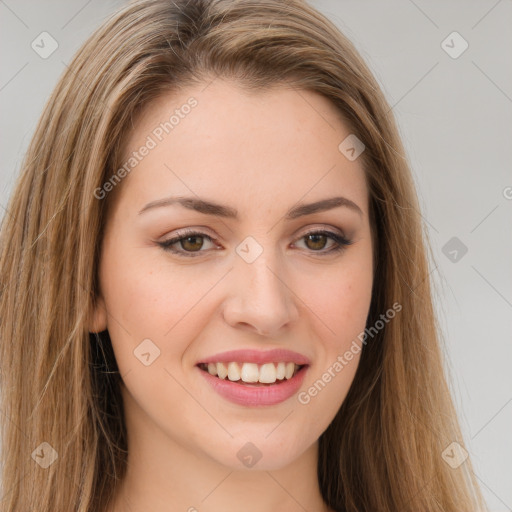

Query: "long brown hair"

xmin=0 ymin=0 xmax=487 ymax=510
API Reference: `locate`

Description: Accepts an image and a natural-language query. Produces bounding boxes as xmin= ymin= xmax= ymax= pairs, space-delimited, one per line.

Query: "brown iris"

xmin=180 ymin=235 xmax=204 ymax=252
xmin=304 ymin=233 xmax=328 ymax=251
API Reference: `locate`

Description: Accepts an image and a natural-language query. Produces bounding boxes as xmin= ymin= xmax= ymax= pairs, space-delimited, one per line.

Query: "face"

xmin=91 ymin=78 xmax=373 ymax=471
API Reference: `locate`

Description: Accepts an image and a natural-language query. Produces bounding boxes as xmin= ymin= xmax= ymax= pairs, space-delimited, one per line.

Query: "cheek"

xmin=293 ymin=251 xmax=372 ymax=428
xmin=99 ymin=245 xmax=221 ymax=369
xmin=302 ymin=257 xmax=373 ymax=348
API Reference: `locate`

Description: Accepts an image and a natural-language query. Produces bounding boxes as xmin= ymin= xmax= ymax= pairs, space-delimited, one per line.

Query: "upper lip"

xmin=197 ymin=348 xmax=311 ymax=366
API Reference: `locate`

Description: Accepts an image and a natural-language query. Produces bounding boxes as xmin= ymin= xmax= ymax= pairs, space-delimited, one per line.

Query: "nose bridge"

xmin=223 ymin=236 xmax=299 ymax=336
xmin=241 ymin=248 xmax=284 ymax=300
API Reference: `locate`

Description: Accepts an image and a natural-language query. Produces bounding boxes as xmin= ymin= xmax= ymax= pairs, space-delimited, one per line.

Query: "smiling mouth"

xmin=197 ymin=361 xmax=305 ymax=386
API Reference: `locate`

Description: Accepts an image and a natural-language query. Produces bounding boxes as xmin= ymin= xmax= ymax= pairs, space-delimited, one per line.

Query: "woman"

xmin=0 ymin=0 xmax=488 ymax=511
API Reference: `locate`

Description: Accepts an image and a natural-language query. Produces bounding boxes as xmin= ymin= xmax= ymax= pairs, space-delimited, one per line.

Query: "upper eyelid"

xmin=158 ymin=227 xmax=350 ymax=254
xmin=171 ymin=221 xmax=348 ymax=237
xmin=161 ymin=225 xmax=347 ymax=244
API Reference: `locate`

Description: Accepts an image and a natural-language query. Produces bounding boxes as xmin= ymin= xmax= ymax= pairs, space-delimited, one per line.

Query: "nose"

xmin=222 ymin=249 xmax=300 ymax=338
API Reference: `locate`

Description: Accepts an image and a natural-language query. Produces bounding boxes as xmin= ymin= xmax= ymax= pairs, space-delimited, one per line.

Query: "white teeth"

xmin=240 ymin=363 xmax=259 ymax=383
xmin=259 ymin=363 xmax=277 ymax=383
xmin=216 ymin=362 xmax=228 ymax=379
xmin=276 ymin=362 xmax=286 ymax=380
xmin=285 ymin=362 xmax=295 ymax=379
xmin=204 ymin=361 xmax=302 ymax=383
xmin=227 ymin=362 xmax=241 ymax=381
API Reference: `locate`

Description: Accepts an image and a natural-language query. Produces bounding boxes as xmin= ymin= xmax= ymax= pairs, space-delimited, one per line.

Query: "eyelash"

xmin=157 ymin=228 xmax=353 ymax=258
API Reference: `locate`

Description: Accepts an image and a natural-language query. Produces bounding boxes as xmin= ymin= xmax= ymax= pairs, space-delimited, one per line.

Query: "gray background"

xmin=1 ymin=0 xmax=511 ymax=510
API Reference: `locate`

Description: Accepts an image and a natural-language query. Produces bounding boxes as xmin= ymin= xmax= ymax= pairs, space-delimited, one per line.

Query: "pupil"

xmin=307 ymin=234 xmax=326 ymax=250
xmin=182 ymin=236 xmax=203 ymax=251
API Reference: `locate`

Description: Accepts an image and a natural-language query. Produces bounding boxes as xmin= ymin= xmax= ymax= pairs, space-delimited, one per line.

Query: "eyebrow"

xmin=138 ymin=195 xmax=363 ymax=219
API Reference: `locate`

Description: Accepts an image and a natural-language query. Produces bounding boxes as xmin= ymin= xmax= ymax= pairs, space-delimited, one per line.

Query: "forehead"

xmin=115 ymin=79 xmax=368 ymax=218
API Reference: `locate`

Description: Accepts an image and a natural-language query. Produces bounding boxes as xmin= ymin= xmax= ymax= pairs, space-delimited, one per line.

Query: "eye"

xmin=157 ymin=228 xmax=353 ymax=258
xmin=157 ymin=229 xmax=218 ymax=257
xmin=293 ymin=229 xmax=353 ymax=255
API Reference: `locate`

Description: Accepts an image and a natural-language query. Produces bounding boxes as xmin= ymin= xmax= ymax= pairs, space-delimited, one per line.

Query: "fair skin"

xmin=91 ymin=78 xmax=373 ymax=512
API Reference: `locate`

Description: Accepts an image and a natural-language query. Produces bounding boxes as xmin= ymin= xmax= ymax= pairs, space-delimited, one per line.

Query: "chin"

xmin=202 ymin=429 xmax=316 ymax=471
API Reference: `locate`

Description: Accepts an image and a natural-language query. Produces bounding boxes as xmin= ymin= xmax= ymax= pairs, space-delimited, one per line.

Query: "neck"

xmin=108 ymin=396 xmax=330 ymax=512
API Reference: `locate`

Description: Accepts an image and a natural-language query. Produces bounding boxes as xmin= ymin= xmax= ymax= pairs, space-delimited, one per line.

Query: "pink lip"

xmin=198 ymin=364 xmax=308 ymax=407
xmin=197 ymin=348 xmax=311 ymax=366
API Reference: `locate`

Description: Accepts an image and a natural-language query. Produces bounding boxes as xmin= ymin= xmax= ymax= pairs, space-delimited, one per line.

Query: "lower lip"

xmin=198 ymin=366 xmax=308 ymax=406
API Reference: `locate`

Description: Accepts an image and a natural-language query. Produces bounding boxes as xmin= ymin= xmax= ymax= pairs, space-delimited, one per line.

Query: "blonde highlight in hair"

xmin=0 ymin=1 xmax=487 ymax=510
